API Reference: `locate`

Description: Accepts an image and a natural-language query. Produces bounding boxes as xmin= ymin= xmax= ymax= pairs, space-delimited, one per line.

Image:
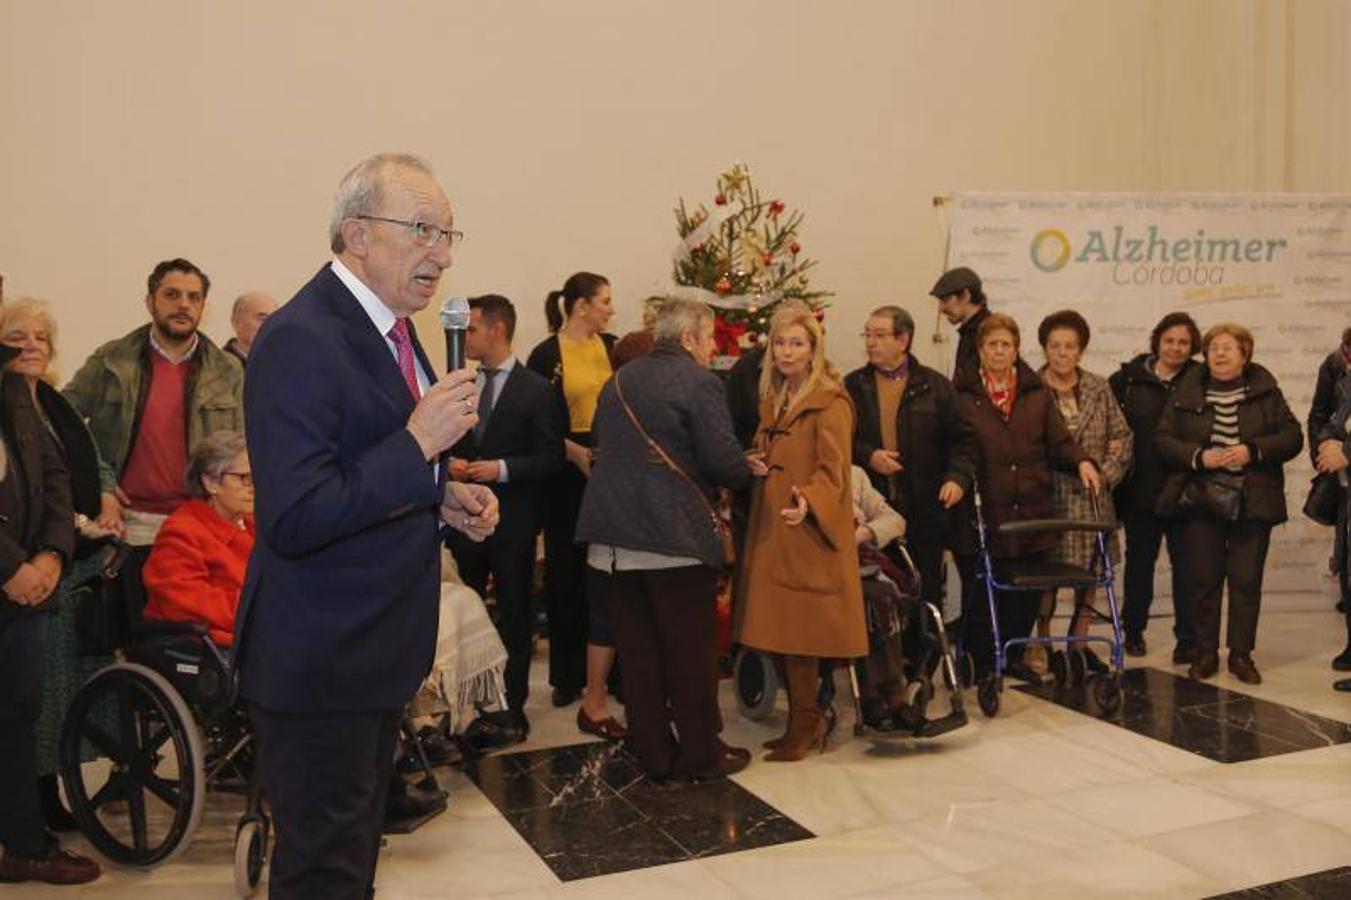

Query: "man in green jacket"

xmin=63 ymin=258 xmax=243 ymax=543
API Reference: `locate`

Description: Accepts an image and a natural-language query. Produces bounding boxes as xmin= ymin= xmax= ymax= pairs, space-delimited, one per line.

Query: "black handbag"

xmin=1178 ymin=471 xmax=1245 ymax=521
xmin=73 ymin=542 xmax=138 ymax=656
xmin=1303 ymin=473 xmax=1342 ymax=526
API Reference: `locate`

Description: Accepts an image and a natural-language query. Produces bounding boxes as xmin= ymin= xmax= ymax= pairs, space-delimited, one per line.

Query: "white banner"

xmin=947 ymin=191 xmax=1351 ymax=598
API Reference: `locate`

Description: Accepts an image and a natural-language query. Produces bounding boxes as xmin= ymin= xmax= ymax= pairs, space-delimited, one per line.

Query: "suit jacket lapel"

xmin=317 ymin=268 xmax=420 ymax=415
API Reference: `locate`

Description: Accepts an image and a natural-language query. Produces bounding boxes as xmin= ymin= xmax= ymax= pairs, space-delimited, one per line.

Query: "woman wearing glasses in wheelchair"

xmin=141 ymin=431 xmax=254 ymax=647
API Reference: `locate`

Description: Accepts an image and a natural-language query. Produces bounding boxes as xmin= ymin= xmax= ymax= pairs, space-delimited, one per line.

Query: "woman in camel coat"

xmin=736 ymin=305 xmax=867 ymax=761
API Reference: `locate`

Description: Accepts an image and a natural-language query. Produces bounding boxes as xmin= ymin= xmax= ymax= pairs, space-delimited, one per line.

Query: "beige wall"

xmin=1 ymin=0 xmax=1347 ymax=378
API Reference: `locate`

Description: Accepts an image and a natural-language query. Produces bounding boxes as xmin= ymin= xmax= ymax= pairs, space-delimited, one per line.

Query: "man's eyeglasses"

xmin=860 ymin=330 xmax=898 ymax=340
xmin=356 ymin=216 xmax=464 ymax=249
xmin=222 ymin=471 xmax=254 ymax=487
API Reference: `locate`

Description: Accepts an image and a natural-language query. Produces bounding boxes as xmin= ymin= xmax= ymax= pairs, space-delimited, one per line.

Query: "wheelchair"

xmin=963 ymin=484 xmax=1125 ymax=719
xmin=733 ymin=542 xmax=968 ymax=740
xmin=57 ymin=542 xmax=269 ymax=896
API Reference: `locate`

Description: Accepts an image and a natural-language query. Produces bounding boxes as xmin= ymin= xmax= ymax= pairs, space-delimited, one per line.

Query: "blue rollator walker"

xmin=970 ymin=483 xmax=1125 ymax=718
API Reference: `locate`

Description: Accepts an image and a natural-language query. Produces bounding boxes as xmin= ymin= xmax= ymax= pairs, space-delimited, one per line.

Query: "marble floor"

xmin=10 ymin=604 xmax=1351 ymax=899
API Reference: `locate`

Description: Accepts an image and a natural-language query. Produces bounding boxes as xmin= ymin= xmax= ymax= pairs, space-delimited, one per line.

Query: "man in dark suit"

xmin=233 ymin=153 xmax=499 ymax=900
xmin=844 ymin=305 xmax=978 ymax=618
xmin=448 ymin=295 xmax=564 ymax=739
xmin=932 ymin=266 xmax=991 ymax=386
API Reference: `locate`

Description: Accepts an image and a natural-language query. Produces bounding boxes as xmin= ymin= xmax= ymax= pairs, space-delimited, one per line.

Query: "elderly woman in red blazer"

xmin=142 ymin=430 xmax=254 ymax=646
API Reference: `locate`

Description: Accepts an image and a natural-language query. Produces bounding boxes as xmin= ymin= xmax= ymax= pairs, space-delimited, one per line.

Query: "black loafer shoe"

xmin=1124 ymin=633 xmax=1147 ymax=658
xmin=1172 ymin=642 xmax=1195 ymax=665
xmin=1332 ymin=646 xmax=1351 ymax=672
xmin=551 ymin=687 xmax=579 ymax=708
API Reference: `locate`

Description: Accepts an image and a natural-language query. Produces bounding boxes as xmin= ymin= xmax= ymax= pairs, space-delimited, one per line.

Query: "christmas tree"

xmin=672 ymin=163 xmax=830 ymax=360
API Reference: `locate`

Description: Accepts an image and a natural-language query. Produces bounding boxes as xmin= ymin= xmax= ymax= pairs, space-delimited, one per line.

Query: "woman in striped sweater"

xmin=1155 ymin=323 xmax=1303 ymax=684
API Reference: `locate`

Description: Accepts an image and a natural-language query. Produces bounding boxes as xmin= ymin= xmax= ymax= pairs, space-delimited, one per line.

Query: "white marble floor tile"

xmin=729 ymin=759 xmax=888 ymax=836
xmin=1139 ymin=809 xmax=1351 ymax=894
xmin=889 ymin=797 xmax=1118 ymax=875
xmin=1289 ymin=795 xmax=1351 ymax=837
xmin=700 ymin=825 xmax=952 ymax=899
xmin=1043 ymin=775 xmax=1258 ymax=839
xmin=855 ymin=873 xmax=995 ymax=898
xmin=1039 ymin=719 xmax=1217 ymax=776
xmin=1178 ymin=742 xmax=1351 ymax=809
xmin=966 ymin=839 xmax=1220 ymax=899
xmin=947 ymin=728 xmax=1153 ymax=796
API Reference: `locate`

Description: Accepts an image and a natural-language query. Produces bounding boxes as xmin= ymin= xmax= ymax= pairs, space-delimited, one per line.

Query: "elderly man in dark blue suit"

xmin=233 ymin=152 xmax=498 ymax=900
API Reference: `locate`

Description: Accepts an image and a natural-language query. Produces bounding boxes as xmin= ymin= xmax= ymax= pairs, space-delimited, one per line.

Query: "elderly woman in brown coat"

xmin=954 ymin=313 xmax=1100 ymax=682
xmin=736 ymin=305 xmax=866 ymax=762
xmin=1037 ymin=310 xmax=1133 ymax=674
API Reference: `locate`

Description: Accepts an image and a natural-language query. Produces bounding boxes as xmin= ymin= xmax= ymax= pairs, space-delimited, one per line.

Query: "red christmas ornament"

xmin=714 ymin=276 xmax=732 ymax=294
xmin=768 ymin=200 xmax=786 ymax=218
xmin=714 ymin=193 xmax=727 ymax=206
xmin=790 ymin=241 xmax=801 ymax=255
xmin=713 ymin=317 xmax=747 ymax=356
xmin=814 ymin=308 xmax=826 ymax=322
xmin=691 ymin=242 xmax=704 ymax=254
xmin=761 ymin=251 xmax=773 ymax=265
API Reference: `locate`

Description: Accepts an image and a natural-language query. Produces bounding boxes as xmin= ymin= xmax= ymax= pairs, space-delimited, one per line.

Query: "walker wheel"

xmin=1068 ymin=648 xmax=1088 ymax=687
xmin=956 ymin=652 xmax=976 ymax=689
xmin=1092 ymin=674 xmax=1122 ymax=715
xmin=977 ymin=677 xmax=1001 ymax=718
xmin=1050 ymin=650 xmax=1068 ymax=687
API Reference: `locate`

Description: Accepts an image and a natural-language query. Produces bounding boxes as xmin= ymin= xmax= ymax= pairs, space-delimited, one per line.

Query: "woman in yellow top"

xmin=526 ymin=272 xmax=624 ymax=738
xmin=736 ymin=305 xmax=868 ymax=761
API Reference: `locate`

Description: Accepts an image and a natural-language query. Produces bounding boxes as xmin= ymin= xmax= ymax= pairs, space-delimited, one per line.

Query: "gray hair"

xmin=869 ymin=305 xmax=915 ymax=338
xmin=652 ymin=297 xmax=714 ymax=343
xmin=185 ymin=430 xmax=248 ymax=499
xmin=329 ymin=153 xmax=436 ymax=254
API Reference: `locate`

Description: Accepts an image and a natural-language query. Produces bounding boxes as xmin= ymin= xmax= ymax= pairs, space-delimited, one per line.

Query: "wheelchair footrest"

xmin=381 ymin=794 xmax=448 ymax=835
xmin=918 ymin=711 xmax=968 ymax=738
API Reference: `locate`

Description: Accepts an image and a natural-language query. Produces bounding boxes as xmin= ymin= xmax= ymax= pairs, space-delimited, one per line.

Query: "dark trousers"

xmin=542 ymin=463 xmax=589 ymax=691
xmin=962 ymin=554 xmax=1041 ymax=671
xmin=0 ymin=611 xmax=47 ymax=858
xmin=906 ymin=534 xmax=949 ymax=614
xmin=250 ymin=705 xmax=401 ymax=900
xmin=597 ymin=565 xmax=722 ymax=777
xmin=1122 ymin=510 xmax=1193 ymax=643
xmin=1179 ymin=518 xmax=1272 ymax=655
xmin=450 ymin=532 xmax=536 ymax=712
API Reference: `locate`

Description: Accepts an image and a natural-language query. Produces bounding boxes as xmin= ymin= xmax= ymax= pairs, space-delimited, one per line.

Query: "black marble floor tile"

xmin=505 ymin=796 xmax=688 ymax=881
xmin=465 ymin=740 xmax=815 ymax=881
xmin=1016 ymin=667 xmax=1351 ymax=764
xmin=1206 ymin=865 xmax=1351 ymax=899
xmin=624 ymin=776 xmax=813 ymax=859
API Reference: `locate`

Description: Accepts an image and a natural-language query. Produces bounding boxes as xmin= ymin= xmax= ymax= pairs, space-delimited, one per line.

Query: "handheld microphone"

xmin=439 ymin=296 xmax=471 ymax=371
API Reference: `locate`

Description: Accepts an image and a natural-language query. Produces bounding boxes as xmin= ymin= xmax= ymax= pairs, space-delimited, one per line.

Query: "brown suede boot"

xmin=765 ymin=656 xmax=828 ymax=762
xmin=762 ymin=655 xmax=792 ymax=749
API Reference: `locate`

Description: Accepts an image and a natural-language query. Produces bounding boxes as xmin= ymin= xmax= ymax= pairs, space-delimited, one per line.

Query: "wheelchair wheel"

xmin=233 ymin=814 xmax=270 ymax=898
xmin=733 ymin=649 xmax=779 ymax=720
xmin=1092 ymin=674 xmax=1122 ymax=715
xmin=977 ymin=676 xmax=1001 ymax=718
xmin=1049 ymin=650 xmax=1068 ymax=687
xmin=1067 ymin=648 xmax=1088 ymax=687
xmin=59 ymin=662 xmax=206 ymax=867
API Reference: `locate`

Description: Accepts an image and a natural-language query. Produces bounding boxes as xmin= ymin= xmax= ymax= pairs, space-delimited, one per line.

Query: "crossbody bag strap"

xmin=613 ymin=372 xmax=721 ymax=525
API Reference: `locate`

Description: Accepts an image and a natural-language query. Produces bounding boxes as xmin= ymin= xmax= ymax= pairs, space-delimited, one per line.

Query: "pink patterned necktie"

xmin=387 ymin=318 xmax=422 ymax=399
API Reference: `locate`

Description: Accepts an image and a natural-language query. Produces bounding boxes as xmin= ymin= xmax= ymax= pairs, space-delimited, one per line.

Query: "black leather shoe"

xmin=551 ymin=687 xmax=579 ymax=708
xmin=1188 ymin=650 xmax=1219 ymax=680
xmin=1332 ymin=646 xmax=1351 ymax=672
xmin=1082 ymin=647 xmax=1109 ymax=674
xmin=384 ymin=774 xmax=445 ymax=823
xmin=1227 ymin=653 xmax=1262 ymax=685
xmin=1334 ymin=678 xmax=1351 ymax=692
xmin=0 ymin=843 xmax=100 ymax=885
xmin=1172 ymin=642 xmax=1195 ymax=665
xmin=1003 ymin=661 xmax=1042 ymax=684
xmin=674 ymin=742 xmax=751 ymax=782
xmin=1124 ymin=633 xmax=1147 ymax=658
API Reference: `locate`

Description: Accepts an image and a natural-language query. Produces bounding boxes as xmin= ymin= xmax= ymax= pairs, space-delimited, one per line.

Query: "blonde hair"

xmin=0 ymin=297 xmax=59 ymax=384
xmin=1201 ymin=322 xmax=1254 ymax=362
xmin=758 ymin=304 xmax=840 ymax=409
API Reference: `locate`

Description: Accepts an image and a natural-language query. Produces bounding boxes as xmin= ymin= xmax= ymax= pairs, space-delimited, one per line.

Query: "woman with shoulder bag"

xmin=575 ymin=299 xmax=751 ymax=781
xmin=1155 ymin=323 xmax=1303 ymax=684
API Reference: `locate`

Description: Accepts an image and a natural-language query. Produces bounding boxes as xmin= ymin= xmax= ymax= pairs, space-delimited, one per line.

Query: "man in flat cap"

xmin=931 ymin=266 xmax=991 ymax=386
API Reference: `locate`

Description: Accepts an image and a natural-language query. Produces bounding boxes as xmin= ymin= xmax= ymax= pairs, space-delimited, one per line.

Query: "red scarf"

xmin=981 ymin=368 xmax=1016 ymax=419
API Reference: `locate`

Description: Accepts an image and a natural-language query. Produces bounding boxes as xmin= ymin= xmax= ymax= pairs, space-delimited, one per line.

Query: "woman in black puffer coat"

xmin=1155 ymin=323 xmax=1302 ymax=686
